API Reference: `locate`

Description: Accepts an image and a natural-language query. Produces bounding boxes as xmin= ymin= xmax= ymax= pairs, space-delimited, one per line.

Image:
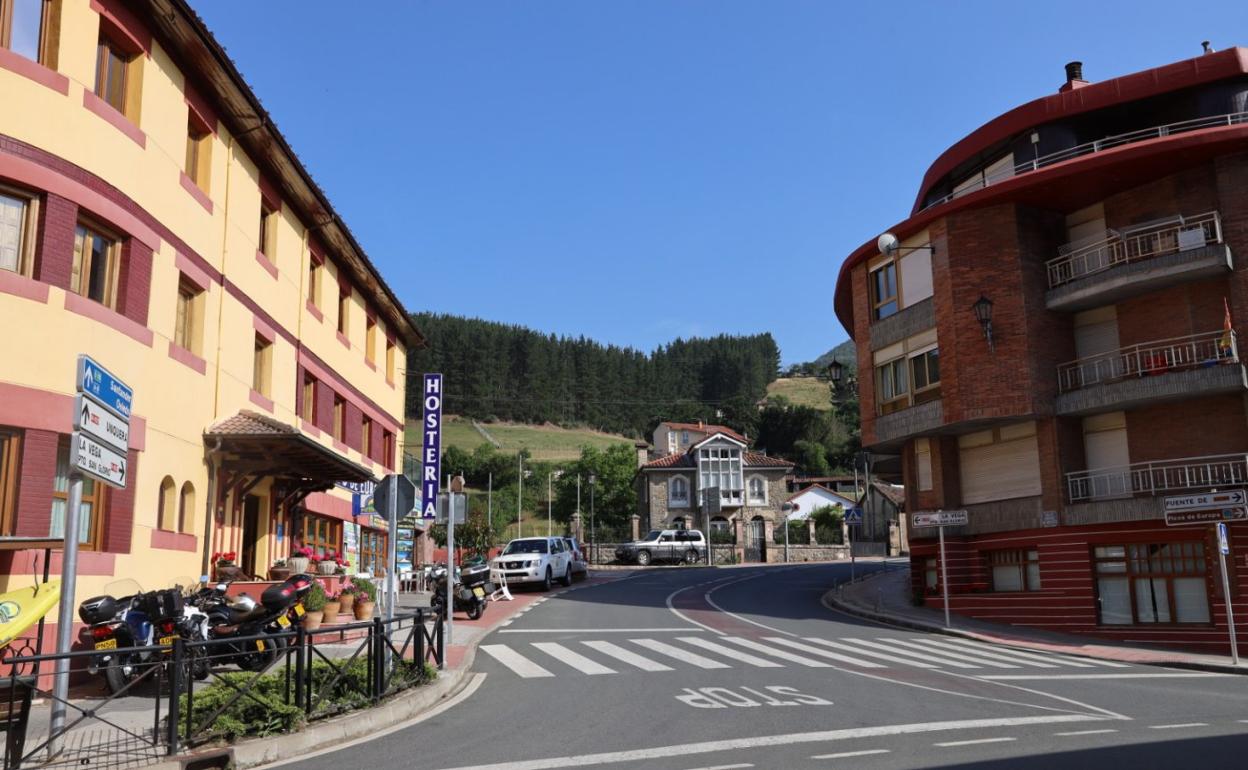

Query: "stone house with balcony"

xmin=635 ymin=430 xmax=793 ymax=562
xmin=833 ymin=50 xmax=1248 ymax=653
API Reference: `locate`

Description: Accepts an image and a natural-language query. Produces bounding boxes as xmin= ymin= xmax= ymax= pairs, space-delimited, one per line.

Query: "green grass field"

xmin=766 ymin=377 xmax=832 ymax=410
xmin=406 ymin=416 xmax=634 ymax=462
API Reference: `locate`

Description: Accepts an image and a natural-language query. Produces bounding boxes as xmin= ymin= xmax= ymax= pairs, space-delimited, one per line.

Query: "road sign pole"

xmin=386 ymin=475 xmax=398 ymax=622
xmin=445 ymin=493 xmax=455 ymax=650
xmin=939 ymin=524 xmax=951 ymax=629
xmin=49 ymin=473 xmax=84 ymax=751
xmin=1216 ymin=524 xmax=1239 ymax=665
xmin=849 ymin=521 xmax=855 ymax=582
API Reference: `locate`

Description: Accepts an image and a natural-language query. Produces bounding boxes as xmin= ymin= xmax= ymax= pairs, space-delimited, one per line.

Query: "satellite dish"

xmin=877 ymin=232 xmax=899 ymax=256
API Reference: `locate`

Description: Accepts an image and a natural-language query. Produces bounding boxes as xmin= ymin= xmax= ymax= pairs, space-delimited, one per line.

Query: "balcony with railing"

xmin=1055 ymin=329 xmax=1247 ymax=415
xmin=920 ymin=111 xmax=1248 ymax=213
xmin=1067 ymin=453 xmax=1248 ymax=503
xmin=1044 ymin=211 xmax=1232 ymax=311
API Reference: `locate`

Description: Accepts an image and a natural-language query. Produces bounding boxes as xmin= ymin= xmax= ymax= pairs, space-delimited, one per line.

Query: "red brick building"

xmin=833 ymin=49 xmax=1248 ymax=653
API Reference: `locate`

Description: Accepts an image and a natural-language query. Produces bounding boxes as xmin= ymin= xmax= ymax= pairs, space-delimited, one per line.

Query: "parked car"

xmin=491 ymin=537 xmax=574 ymax=590
xmin=615 ymin=529 xmax=707 ymax=566
xmin=561 ymin=537 xmax=589 ymax=579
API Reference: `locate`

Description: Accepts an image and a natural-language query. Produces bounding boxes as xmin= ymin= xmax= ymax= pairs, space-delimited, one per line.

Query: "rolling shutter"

xmin=958 ymin=422 xmax=1041 ymax=504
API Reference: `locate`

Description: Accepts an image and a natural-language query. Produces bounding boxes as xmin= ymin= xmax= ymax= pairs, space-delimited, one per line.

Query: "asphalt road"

xmin=282 ymin=562 xmax=1248 ymax=769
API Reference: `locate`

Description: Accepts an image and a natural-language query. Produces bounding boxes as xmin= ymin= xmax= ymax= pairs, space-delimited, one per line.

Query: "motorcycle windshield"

xmin=104 ymin=578 xmax=143 ymax=600
xmin=170 ymin=576 xmax=198 ymax=596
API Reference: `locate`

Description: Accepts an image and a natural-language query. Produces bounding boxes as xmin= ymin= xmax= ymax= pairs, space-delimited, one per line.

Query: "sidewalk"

xmin=827 ymin=566 xmax=1247 ymax=675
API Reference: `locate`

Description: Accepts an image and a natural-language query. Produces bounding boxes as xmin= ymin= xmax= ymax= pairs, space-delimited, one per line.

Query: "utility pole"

xmin=517 ymin=453 xmax=523 ymax=538
xmin=547 ymin=472 xmax=553 ymax=537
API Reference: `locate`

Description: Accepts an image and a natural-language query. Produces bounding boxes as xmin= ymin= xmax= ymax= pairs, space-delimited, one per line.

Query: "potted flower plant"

xmin=302 ymin=581 xmax=327 ymax=632
xmin=269 ymin=558 xmax=291 ymax=581
xmin=337 ymin=584 xmax=356 ymax=614
xmin=322 ymin=588 xmax=341 ymax=621
xmin=288 ymin=546 xmax=313 ymax=575
xmin=352 ymin=578 xmax=377 ymax=620
xmin=317 ymin=549 xmax=339 ymax=576
xmin=212 ymin=551 xmax=242 ymax=581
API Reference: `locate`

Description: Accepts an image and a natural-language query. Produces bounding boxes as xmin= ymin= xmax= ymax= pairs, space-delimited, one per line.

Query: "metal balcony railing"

xmin=1045 ymin=211 xmax=1223 ymax=288
xmin=920 ymin=111 xmax=1248 ymax=213
xmin=1067 ymin=453 xmax=1248 ymax=503
xmin=1057 ymin=329 xmax=1239 ymax=392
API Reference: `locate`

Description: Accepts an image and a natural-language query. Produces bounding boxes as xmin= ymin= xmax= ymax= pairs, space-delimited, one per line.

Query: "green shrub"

xmin=304 ymin=581 xmax=327 ymax=612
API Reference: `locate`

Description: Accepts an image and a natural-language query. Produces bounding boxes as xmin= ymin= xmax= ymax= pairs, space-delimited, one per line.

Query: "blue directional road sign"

xmin=1218 ymin=522 xmax=1230 ymax=555
xmin=77 ymin=355 xmax=133 ymax=419
xmin=845 ymin=506 xmax=864 ymax=526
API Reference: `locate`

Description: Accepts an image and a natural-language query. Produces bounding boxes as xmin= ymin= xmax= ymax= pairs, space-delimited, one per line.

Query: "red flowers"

xmin=212 ymin=551 xmax=237 ymax=564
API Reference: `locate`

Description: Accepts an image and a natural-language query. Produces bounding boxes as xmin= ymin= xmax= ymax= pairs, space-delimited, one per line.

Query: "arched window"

xmin=710 ymin=516 xmax=730 ymax=534
xmin=669 ymin=476 xmax=689 ymax=507
xmin=747 ymin=476 xmax=767 ymax=505
xmin=179 ymin=482 xmax=196 ymax=534
xmin=157 ymin=476 xmax=176 ymax=531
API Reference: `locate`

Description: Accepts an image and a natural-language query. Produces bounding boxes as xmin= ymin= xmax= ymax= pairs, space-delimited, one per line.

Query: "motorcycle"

xmin=428 ymin=562 xmax=493 ymax=620
xmin=198 ymin=573 xmax=313 ymax=671
xmin=78 ymin=577 xmax=210 ymax=694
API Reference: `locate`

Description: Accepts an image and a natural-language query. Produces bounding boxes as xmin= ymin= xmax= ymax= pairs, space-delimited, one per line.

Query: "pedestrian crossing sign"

xmin=845 ymin=506 xmax=863 ymax=525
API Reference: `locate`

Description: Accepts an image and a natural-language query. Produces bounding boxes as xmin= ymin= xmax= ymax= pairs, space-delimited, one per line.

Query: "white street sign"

xmin=1164 ymin=490 xmax=1247 ymax=512
xmin=71 ymin=431 xmax=127 ymax=488
xmin=912 ymin=510 xmax=969 ymax=528
xmin=75 ymin=394 xmax=129 ymax=454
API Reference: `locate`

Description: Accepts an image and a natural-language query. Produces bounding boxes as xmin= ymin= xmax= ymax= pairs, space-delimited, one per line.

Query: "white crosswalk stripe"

xmin=478 ymin=635 xmax=1140 ymax=679
xmin=582 ymin=640 xmax=673 ymax=672
xmin=762 ymin=637 xmax=886 ymax=668
xmin=721 ymin=636 xmax=832 ymax=668
xmin=841 ymin=637 xmax=983 ymax=668
xmin=532 ymin=642 xmax=616 ymax=675
xmin=879 ymin=638 xmax=1023 ymax=668
xmin=631 ymin=638 xmax=732 ymax=669
xmin=480 ymin=644 xmax=554 ymax=678
xmin=801 ymin=637 xmax=939 ymax=669
xmin=678 ymin=636 xmax=784 ymax=668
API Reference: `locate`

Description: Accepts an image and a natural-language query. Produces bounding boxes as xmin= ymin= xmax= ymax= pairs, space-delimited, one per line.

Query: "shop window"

xmin=253 ymin=334 xmax=272 ymax=397
xmin=0 ymin=428 xmax=21 ymax=537
xmin=0 ymin=187 xmax=38 ymax=277
xmin=987 ymin=549 xmax=1041 ymax=592
xmin=301 ymin=515 xmax=341 ymax=556
xmin=1 ymin=0 xmax=53 ymax=64
xmin=157 ymin=475 xmax=175 ymax=530
xmin=50 ymin=437 xmax=103 ymax=548
xmin=1094 ymin=543 xmax=1210 ymax=625
xmin=360 ymin=529 xmax=387 ymax=575
xmin=179 ymin=481 xmax=194 ymax=534
xmin=71 ymin=223 xmax=120 ymax=309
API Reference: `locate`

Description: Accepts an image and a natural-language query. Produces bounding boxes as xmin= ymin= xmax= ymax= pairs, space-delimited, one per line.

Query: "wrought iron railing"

xmin=1045 ymin=210 xmax=1223 ymax=288
xmin=1067 ymin=453 xmax=1248 ymax=503
xmin=1057 ymin=329 xmax=1239 ymax=392
xmin=921 ymin=111 xmax=1248 ymax=213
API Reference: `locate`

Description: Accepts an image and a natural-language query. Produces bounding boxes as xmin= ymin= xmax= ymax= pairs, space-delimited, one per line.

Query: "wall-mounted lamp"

xmin=972 ymin=294 xmax=995 ymax=352
xmin=827 ymin=358 xmax=844 ymax=385
xmin=877 ymin=232 xmax=936 ymax=257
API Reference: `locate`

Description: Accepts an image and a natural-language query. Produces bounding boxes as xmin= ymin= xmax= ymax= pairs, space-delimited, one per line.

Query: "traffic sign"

xmin=845 ymin=506 xmax=863 ymax=525
xmin=912 ymin=510 xmax=969 ymax=528
xmin=75 ymin=394 xmax=129 ymax=454
xmin=1217 ymin=522 xmax=1230 ymax=555
xmin=374 ymin=474 xmax=417 ymax=520
xmin=77 ymin=355 xmax=133 ymax=419
xmin=1163 ymin=490 xmax=1246 ymax=512
xmin=71 ymin=431 xmax=127 ymax=488
xmin=437 ymin=492 xmax=468 ymax=525
xmin=1164 ymin=507 xmax=1247 ymax=527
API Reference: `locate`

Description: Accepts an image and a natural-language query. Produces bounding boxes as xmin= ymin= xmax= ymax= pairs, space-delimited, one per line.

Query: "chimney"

xmin=697 ymin=420 xmax=704 ymax=430
xmin=1202 ymin=41 xmax=1216 ymax=55
xmin=635 ymin=441 xmax=650 ymax=470
xmin=1059 ymin=61 xmax=1088 ymax=93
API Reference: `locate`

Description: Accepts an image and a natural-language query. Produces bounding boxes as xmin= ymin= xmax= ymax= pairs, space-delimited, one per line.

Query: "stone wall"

xmin=771 ymin=544 xmax=852 ymax=563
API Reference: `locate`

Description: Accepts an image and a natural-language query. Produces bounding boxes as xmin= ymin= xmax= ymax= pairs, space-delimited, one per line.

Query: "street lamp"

xmin=827 ymin=358 xmax=843 ymax=386
xmin=972 ymin=294 xmax=995 ymax=352
xmin=781 ymin=502 xmax=798 ymax=563
xmin=876 ymin=231 xmax=936 ymax=257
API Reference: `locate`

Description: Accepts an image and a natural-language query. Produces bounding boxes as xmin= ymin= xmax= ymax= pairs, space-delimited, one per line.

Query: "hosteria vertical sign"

xmin=420 ymin=373 xmax=443 ymax=519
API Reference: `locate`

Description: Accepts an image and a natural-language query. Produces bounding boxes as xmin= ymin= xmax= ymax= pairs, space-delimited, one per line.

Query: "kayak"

xmin=0 ymin=581 xmax=61 ymax=649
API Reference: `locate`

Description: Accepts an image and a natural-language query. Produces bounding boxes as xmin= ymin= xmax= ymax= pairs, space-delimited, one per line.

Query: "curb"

xmin=822 ymin=571 xmax=1248 ymax=677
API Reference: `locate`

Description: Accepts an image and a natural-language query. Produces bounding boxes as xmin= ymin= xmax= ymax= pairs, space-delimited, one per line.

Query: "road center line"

xmin=681 ymin=765 xmax=753 ymax=770
xmin=430 ymin=716 xmax=1101 ymax=770
xmin=1148 ymin=723 xmax=1209 ymax=729
xmin=1054 ymin=729 xmax=1118 ymax=736
xmin=934 ymin=737 xmax=1016 ymax=747
xmin=810 ymin=749 xmax=891 ymax=759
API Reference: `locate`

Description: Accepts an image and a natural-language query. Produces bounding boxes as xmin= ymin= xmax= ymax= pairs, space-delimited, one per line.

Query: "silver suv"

xmin=615 ymin=529 xmax=706 ymax=566
xmin=490 ymin=537 xmax=574 ymax=590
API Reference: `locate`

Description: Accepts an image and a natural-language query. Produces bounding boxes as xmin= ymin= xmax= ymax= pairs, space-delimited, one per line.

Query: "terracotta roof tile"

xmin=641 ymin=450 xmax=793 ymax=470
xmin=206 ymin=410 xmax=300 ymax=437
xmin=661 ymin=422 xmax=747 ymax=443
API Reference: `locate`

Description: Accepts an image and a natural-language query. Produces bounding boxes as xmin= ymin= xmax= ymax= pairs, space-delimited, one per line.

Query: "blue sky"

xmin=192 ymin=1 xmax=1245 ymax=365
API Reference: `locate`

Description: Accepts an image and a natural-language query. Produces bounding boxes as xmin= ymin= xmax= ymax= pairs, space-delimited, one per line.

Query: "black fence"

xmin=0 ymin=610 xmax=443 ymax=770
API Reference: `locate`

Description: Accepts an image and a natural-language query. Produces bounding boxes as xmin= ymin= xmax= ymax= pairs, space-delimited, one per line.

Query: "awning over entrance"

xmin=205 ymin=411 xmax=375 ymax=486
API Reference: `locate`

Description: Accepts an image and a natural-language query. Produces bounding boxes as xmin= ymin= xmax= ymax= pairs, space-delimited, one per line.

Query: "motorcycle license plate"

xmin=472 ymin=586 xmax=485 ymax=598
xmin=94 ymin=638 xmax=117 ymax=651
xmin=255 ymin=640 xmax=266 ymax=651
xmin=277 ymin=614 xmax=291 ymax=628
xmin=159 ymin=635 xmax=178 ymax=646
xmin=293 ymin=603 xmax=306 ymax=617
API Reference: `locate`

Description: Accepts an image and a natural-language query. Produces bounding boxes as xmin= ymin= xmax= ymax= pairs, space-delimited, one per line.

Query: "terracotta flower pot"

xmin=269 ymin=567 xmax=291 ymax=581
xmin=287 ymin=557 xmax=310 ymax=574
xmin=322 ymin=600 xmax=341 ymax=620
xmin=303 ymin=610 xmax=324 ymax=631
xmin=353 ymin=601 xmax=375 ymax=620
xmin=338 ymin=593 xmax=356 ymax=613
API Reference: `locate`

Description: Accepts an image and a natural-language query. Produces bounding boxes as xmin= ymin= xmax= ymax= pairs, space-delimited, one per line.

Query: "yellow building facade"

xmin=0 ymin=0 xmax=419 ymax=633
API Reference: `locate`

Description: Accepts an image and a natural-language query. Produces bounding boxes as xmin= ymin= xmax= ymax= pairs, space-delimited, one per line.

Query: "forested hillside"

xmin=405 ymin=313 xmax=780 ymax=437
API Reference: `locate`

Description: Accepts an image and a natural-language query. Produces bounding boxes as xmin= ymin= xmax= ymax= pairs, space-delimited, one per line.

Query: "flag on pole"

xmin=1221 ymin=297 xmax=1234 ymax=356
